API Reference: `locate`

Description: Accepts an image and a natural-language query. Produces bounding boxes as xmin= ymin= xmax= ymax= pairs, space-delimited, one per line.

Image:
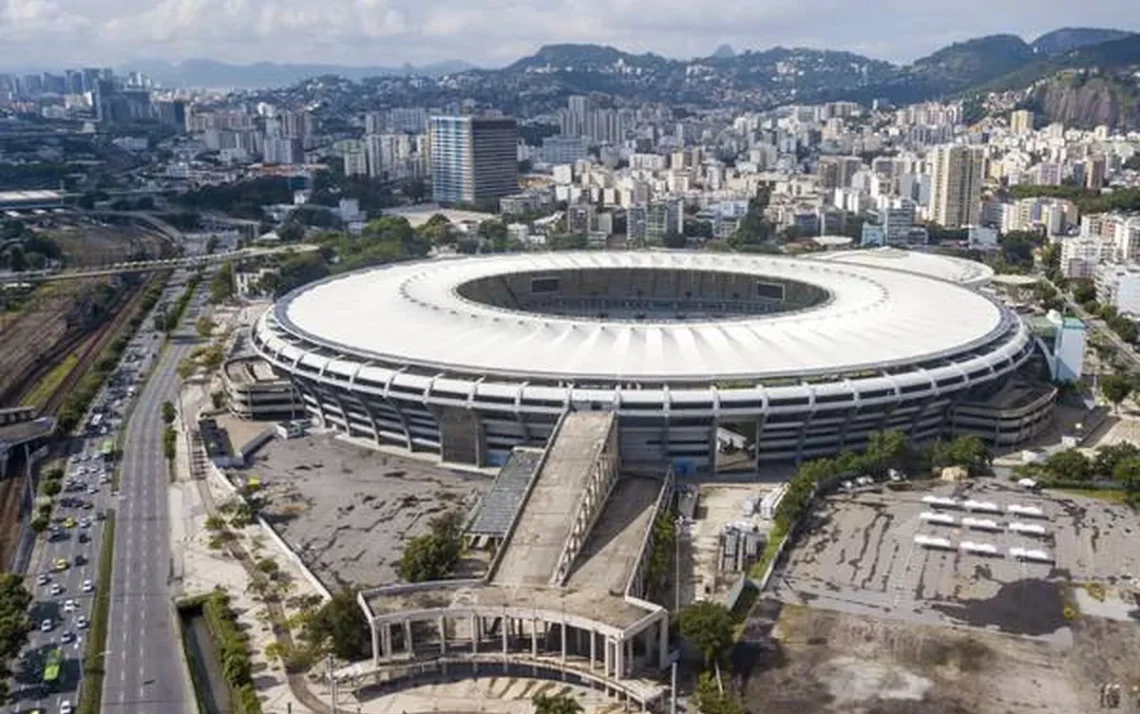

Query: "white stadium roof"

xmin=809 ymin=247 xmax=995 ymax=287
xmin=278 ymin=252 xmax=1009 ymax=383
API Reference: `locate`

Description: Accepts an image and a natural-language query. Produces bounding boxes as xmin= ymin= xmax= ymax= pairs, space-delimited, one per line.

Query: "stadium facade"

xmin=251 ymin=251 xmax=1051 ymax=470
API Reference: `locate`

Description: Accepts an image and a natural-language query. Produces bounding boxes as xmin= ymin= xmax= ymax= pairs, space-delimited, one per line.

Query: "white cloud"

xmin=0 ymin=0 xmax=1136 ymax=69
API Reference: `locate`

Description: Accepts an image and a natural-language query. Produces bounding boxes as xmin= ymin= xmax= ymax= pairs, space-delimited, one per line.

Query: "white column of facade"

xmin=371 ymin=622 xmax=380 ymax=665
xmin=470 ymin=615 xmax=479 ymax=653
xmin=589 ymin=628 xmax=597 ymax=671
xmin=614 ymin=637 xmax=624 ymax=680
xmin=438 ymin=615 xmax=447 ymax=654
xmin=531 ymin=618 xmax=540 ymax=657
xmin=658 ymin=615 xmax=669 ymax=669
xmin=603 ymin=637 xmax=612 ymax=677
xmin=403 ymin=619 xmax=413 ymax=656
xmin=560 ymin=621 xmax=568 ymax=663
xmin=380 ymin=622 xmax=392 ymax=660
xmin=502 ymin=616 xmax=509 ymax=655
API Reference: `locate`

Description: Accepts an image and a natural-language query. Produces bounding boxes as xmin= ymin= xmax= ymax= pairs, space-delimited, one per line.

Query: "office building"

xmin=930 ymin=145 xmax=985 ymax=229
xmin=430 ymin=116 xmax=519 ymax=206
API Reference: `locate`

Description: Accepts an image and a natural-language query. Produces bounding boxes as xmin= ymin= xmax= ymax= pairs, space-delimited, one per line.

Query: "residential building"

xmin=430 ymin=116 xmax=519 ymax=206
xmin=929 ymin=145 xmax=984 ymax=228
xmin=1095 ymin=264 xmax=1140 ymax=315
xmin=627 ymin=199 xmax=683 ymax=244
xmin=1059 ymin=235 xmax=1104 ymax=279
xmin=968 ymin=225 xmax=1000 ymax=252
xmin=344 ymin=149 xmax=368 ymax=177
xmin=1010 ymin=110 xmax=1034 ymax=135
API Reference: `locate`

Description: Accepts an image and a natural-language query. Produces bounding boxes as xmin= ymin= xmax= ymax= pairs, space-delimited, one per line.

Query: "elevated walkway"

xmin=491 ymin=411 xmax=617 ymax=587
xmin=564 ymin=475 xmax=661 ymax=596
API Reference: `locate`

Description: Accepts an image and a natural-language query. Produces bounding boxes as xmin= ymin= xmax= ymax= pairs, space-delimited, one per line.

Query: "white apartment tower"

xmin=930 ymin=145 xmax=985 ymax=229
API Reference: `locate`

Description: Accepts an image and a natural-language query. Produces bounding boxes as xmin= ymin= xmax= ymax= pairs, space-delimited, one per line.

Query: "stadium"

xmin=251 ymin=250 xmax=1054 ymax=471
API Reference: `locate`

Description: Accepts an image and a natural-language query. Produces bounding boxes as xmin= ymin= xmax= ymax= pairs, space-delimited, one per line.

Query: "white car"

xmin=82 ymin=579 xmax=93 ymax=593
xmin=63 ymin=599 xmax=77 ymax=613
xmin=75 ymin=615 xmax=88 ymax=629
xmin=37 ymin=573 xmax=49 ymax=586
xmin=40 ymin=619 xmax=53 ymax=632
xmin=49 ymin=583 xmax=63 ymax=596
xmin=60 ymin=700 xmax=73 ymax=714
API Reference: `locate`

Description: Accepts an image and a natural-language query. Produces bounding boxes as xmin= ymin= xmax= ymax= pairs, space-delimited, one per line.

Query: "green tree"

xmin=301 ymin=588 xmax=371 ymax=660
xmin=693 ymin=671 xmax=747 ymax=714
xmin=1043 ymin=449 xmax=1090 ymax=483
xmin=678 ymin=601 xmax=733 ymax=667
xmin=533 ymin=692 xmax=585 ymax=714
xmin=1114 ymin=456 xmax=1140 ymax=499
xmin=1072 ymin=279 xmax=1097 ymax=305
xmin=932 ymin=436 xmax=990 ymax=475
xmin=1093 ymin=441 xmax=1140 ymax=480
xmin=863 ymin=429 xmax=907 ymax=477
xmin=209 ymin=262 xmax=235 ymax=304
xmin=1101 ymin=373 xmax=1133 ymax=412
xmin=196 ymin=315 xmax=216 ymax=339
xmin=39 ymin=479 xmax=61 ymax=497
xmin=662 ymin=231 xmax=687 ymax=249
xmin=397 ymin=511 xmax=465 ymax=583
xmin=162 ymin=400 xmax=177 ymax=425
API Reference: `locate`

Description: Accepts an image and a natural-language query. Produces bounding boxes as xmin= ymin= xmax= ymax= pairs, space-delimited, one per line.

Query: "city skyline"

xmin=0 ymin=0 xmax=1138 ymax=72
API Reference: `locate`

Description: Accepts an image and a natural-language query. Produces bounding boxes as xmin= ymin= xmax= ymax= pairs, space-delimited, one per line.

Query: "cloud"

xmin=0 ymin=0 xmax=1137 ymax=70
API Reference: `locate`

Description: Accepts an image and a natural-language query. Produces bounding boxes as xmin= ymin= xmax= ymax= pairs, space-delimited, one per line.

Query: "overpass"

xmin=0 ymin=245 xmax=317 ymax=284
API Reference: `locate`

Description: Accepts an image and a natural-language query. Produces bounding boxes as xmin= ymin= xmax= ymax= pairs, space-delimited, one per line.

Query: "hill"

xmin=129 ymin=58 xmax=478 ymax=88
xmin=1031 ymin=28 xmax=1136 ymax=56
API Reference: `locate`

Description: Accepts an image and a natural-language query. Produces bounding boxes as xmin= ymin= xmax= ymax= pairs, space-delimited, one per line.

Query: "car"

xmin=79 ymin=518 xmax=91 ymax=529
xmin=49 ymin=583 xmax=63 ymax=596
xmin=78 ymin=532 xmax=89 ymax=544
xmin=82 ymin=579 xmax=93 ymax=593
xmin=63 ymin=599 xmax=76 ymax=613
xmin=87 ymin=486 xmax=97 ymax=495
xmin=40 ymin=619 xmax=52 ymax=632
xmin=60 ymin=701 xmax=73 ymax=714
xmin=74 ymin=616 xmax=88 ymax=630
xmin=60 ymin=631 xmax=74 ymax=644
xmin=64 ymin=518 xmax=76 ymax=529
xmin=53 ymin=558 xmax=68 ymax=571
xmin=74 ymin=554 xmax=86 ymax=566
xmin=37 ymin=573 xmax=49 ymax=586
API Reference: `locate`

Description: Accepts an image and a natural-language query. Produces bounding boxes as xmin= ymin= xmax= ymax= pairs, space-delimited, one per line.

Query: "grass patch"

xmin=748 ymin=524 xmax=788 ymax=581
xmin=20 ymin=353 xmax=79 ymax=408
xmin=78 ymin=508 xmax=115 ymax=714
xmin=1054 ymin=488 xmax=1130 ymax=504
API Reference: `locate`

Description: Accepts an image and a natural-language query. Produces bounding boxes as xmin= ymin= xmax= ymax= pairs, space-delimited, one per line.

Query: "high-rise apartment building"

xmin=929 ymin=145 xmax=985 ymax=229
xmin=1010 ymin=110 xmax=1035 ymax=135
xmin=430 ymin=116 xmax=518 ymax=206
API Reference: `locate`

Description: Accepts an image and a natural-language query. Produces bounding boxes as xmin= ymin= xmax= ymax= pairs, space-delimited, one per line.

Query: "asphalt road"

xmin=11 ymin=289 xmax=171 ymax=714
xmin=101 ymin=276 xmax=203 ymax=714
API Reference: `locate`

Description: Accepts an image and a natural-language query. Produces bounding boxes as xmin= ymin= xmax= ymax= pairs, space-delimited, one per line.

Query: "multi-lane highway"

xmin=12 ymin=291 xmax=170 ymax=713
xmin=101 ymin=274 xmax=206 ymax=714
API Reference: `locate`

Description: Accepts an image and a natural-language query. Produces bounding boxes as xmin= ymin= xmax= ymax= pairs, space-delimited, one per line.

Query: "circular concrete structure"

xmin=252 ymin=251 xmax=1037 ymax=468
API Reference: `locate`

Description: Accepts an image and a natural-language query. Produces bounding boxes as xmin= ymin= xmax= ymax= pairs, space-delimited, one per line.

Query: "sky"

xmin=1 ymin=0 xmax=1139 ymax=70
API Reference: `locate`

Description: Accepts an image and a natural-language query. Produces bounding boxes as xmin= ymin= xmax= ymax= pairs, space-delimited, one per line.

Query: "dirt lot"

xmin=768 ymin=480 xmax=1140 ymax=637
xmin=739 ymin=603 xmax=1140 ymax=714
xmin=46 ymin=221 xmax=165 ymax=267
xmin=249 ymin=432 xmax=492 ymax=591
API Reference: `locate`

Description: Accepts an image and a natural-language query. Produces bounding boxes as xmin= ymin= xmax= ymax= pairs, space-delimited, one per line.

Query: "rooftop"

xmin=224 ymin=355 xmax=289 ymax=385
xmin=810 ymin=247 xmax=995 ymax=287
xmin=276 ymin=251 xmax=1009 ymax=383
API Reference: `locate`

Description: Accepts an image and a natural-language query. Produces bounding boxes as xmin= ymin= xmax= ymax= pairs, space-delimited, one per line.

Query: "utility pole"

xmin=674 ymin=515 xmax=682 ymax=613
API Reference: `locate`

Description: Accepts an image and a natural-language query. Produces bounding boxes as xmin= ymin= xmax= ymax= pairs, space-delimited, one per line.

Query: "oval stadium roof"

xmin=276 ymin=251 xmax=1008 ymax=383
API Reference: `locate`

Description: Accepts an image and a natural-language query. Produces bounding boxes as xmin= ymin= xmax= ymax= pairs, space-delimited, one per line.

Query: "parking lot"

xmin=249 ymin=432 xmax=493 ymax=590
xmin=770 ymin=479 xmax=1140 ymax=638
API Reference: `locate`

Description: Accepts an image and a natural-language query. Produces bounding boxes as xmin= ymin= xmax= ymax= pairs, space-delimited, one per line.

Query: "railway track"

xmin=0 ymin=273 xmax=164 ymax=569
